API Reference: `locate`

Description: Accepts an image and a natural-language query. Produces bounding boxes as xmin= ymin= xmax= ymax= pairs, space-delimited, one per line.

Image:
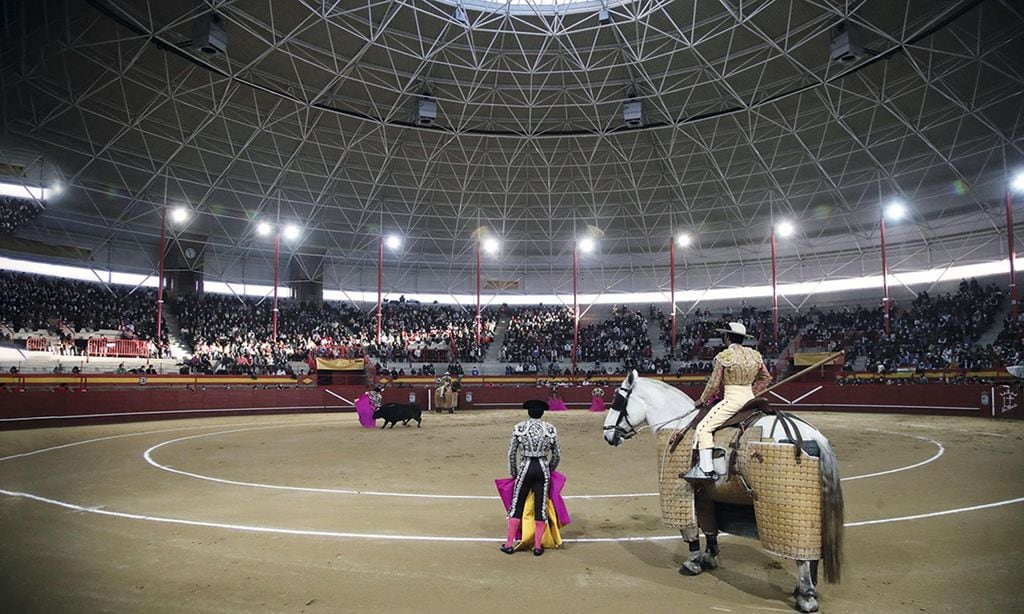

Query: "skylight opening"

xmin=441 ymin=0 xmax=633 ymax=17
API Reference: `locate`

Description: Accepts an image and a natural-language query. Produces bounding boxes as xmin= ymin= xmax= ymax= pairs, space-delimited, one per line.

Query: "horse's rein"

xmin=630 ymin=415 xmax=690 ymax=437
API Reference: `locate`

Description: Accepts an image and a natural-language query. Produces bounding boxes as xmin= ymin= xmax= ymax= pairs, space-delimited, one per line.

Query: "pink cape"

xmin=548 ymin=397 xmax=568 ymax=411
xmin=589 ymin=397 xmax=605 ymax=413
xmin=495 ymin=470 xmax=571 ymax=535
xmin=354 ymin=393 xmax=376 ymax=429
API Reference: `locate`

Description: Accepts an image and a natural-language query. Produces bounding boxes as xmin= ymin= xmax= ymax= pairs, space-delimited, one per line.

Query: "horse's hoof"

xmin=795 ymin=596 xmax=818 ymax=613
xmin=699 ymin=553 xmax=718 ymax=570
xmin=678 ymin=559 xmax=702 ymax=576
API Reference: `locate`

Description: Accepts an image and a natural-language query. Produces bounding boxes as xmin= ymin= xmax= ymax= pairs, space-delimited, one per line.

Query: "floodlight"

xmin=170 ymin=207 xmax=190 ymax=223
xmin=775 ymin=221 xmax=795 ymax=238
xmin=256 ymin=221 xmax=272 ymax=236
xmin=578 ymin=237 xmax=595 ymax=253
xmin=1012 ymin=172 xmax=1024 ymax=193
xmin=283 ymin=224 xmax=300 ymax=240
xmin=884 ymin=200 xmax=907 ymax=221
xmin=676 ymin=233 xmax=692 ymax=247
xmin=385 ymin=234 xmax=402 ymax=250
xmin=482 ymin=237 xmax=500 ymax=254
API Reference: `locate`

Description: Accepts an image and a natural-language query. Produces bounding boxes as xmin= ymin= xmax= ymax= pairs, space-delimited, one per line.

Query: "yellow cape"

xmin=515 ymin=492 xmax=563 ymax=550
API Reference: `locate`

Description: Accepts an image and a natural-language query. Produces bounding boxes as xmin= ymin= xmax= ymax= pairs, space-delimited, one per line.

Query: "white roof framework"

xmin=0 ymin=0 xmax=1022 ymax=295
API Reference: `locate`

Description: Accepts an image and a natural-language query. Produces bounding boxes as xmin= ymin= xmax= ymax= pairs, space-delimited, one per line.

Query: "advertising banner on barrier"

xmin=315 ymin=357 xmax=364 ymax=371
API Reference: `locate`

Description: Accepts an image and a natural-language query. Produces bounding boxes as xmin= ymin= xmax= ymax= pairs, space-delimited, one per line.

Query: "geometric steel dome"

xmin=2 ymin=0 xmax=1023 ymax=292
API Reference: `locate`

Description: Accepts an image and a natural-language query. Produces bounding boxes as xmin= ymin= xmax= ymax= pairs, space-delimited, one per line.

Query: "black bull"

xmin=373 ymin=402 xmax=423 ymax=428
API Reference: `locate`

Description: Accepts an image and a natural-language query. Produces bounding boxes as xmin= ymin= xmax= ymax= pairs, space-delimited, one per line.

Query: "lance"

xmin=758 ymin=350 xmax=845 ymax=397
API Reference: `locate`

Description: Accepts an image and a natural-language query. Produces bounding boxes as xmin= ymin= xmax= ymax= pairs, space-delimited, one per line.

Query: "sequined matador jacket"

xmin=507 ymin=418 xmax=561 ymax=513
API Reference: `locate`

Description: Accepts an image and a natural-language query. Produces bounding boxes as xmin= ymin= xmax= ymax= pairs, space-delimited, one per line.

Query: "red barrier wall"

xmin=0 ymin=386 xmax=365 ymax=429
xmin=381 ymin=381 xmax=1022 ymax=419
xmin=2 ymin=382 xmax=1019 ymax=429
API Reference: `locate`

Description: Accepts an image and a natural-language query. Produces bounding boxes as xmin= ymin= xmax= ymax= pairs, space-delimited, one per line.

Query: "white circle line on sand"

xmin=142 ymin=424 xmax=945 ymax=499
xmin=840 ymin=434 xmax=944 ymax=481
xmin=142 ymin=426 xmax=653 ymax=500
xmin=1 ymin=487 xmax=1021 ymax=543
xmin=0 ymin=417 xmax=1014 ymax=542
xmin=0 ymin=419 xmax=333 ymax=463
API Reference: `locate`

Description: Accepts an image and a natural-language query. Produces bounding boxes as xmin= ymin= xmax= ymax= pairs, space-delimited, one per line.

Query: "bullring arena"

xmin=2 ymin=388 xmax=1023 ymax=612
xmin=2 ymin=0 xmax=1024 ymax=612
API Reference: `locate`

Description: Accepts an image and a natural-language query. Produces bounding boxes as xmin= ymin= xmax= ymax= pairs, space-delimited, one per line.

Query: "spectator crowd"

xmin=2 ymin=270 xmax=1021 ymax=384
xmin=0 ymin=196 xmax=42 ymax=236
xmin=0 ymin=271 xmax=168 ymax=357
xmin=803 ymin=279 xmax=1005 ymax=373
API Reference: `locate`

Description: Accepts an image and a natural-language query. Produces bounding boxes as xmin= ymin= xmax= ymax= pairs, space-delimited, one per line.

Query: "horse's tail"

xmin=818 ymin=438 xmax=845 ymax=584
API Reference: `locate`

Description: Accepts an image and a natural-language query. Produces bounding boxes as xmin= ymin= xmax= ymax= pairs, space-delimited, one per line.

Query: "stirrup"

xmin=681 ymin=464 xmax=717 ymax=482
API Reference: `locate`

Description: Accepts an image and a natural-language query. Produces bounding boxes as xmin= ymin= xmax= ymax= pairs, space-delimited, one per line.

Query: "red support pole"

xmin=1008 ymin=188 xmax=1018 ymax=322
xmin=670 ymin=240 xmax=677 ymax=356
xmin=476 ymin=241 xmax=482 ymax=352
xmin=572 ymin=246 xmax=579 ymax=380
xmin=156 ymin=207 xmax=168 ymax=350
xmin=771 ymin=230 xmax=779 ymax=343
xmin=881 ymin=215 xmax=890 ymax=335
xmin=376 ymin=236 xmax=384 ymax=344
xmin=272 ymin=230 xmax=280 ymax=342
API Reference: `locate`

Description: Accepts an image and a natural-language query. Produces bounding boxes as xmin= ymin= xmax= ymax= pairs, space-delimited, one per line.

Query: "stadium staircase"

xmin=160 ymin=307 xmax=190 ymax=360
xmin=976 ymin=298 xmax=1014 ymax=347
xmin=647 ymin=317 xmax=669 ymax=357
xmin=484 ymin=316 xmax=509 ymax=362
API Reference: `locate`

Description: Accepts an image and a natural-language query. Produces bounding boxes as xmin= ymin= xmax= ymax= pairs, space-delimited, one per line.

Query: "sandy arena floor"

xmin=1 ymin=410 xmax=1022 ymax=613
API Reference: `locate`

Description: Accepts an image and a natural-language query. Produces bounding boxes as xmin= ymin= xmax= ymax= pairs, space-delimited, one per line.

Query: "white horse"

xmin=602 ymin=370 xmax=844 ymax=613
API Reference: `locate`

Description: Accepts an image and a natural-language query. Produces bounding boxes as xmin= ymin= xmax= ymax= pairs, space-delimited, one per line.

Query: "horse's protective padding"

xmin=434 ymin=389 xmax=457 ymax=409
xmin=744 ymin=441 xmax=822 ymax=560
xmin=654 ymin=426 xmax=766 ymax=538
xmin=655 ymin=429 xmax=699 ymax=541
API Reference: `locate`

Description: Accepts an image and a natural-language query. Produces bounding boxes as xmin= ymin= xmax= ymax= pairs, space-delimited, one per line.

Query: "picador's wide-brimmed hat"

xmin=715 ymin=321 xmax=754 ymax=338
xmin=523 ymin=399 xmax=549 ymax=413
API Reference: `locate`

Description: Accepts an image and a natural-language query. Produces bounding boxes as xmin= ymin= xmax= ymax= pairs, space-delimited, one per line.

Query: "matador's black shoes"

xmin=499 ymin=544 xmax=545 ymax=555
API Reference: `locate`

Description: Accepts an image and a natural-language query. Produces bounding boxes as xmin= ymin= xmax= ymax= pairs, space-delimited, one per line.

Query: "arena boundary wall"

xmin=0 ymin=381 xmax=1020 ymax=429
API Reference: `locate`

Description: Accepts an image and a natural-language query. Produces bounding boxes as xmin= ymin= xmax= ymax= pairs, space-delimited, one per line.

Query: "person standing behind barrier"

xmin=683 ymin=322 xmax=771 ymax=482
xmin=547 ymin=386 xmax=568 ymax=411
xmin=501 ymin=400 xmax=560 ymax=556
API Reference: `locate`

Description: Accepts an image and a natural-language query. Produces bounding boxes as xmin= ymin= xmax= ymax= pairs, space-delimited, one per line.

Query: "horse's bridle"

xmin=603 ymin=385 xmax=640 ymax=441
